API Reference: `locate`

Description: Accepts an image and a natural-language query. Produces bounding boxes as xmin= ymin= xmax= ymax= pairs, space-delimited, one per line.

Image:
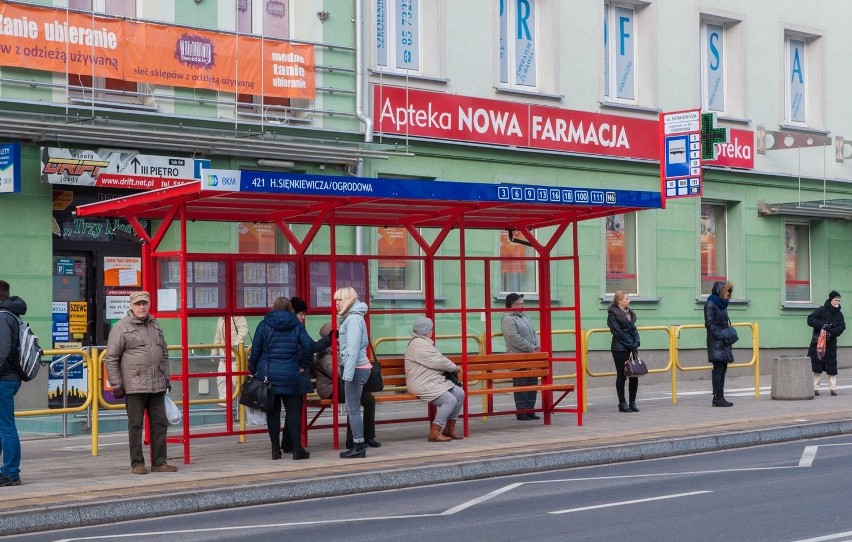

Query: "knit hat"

xmin=829 ymin=291 xmax=841 ymax=301
xmin=412 ymin=316 xmax=433 ymax=336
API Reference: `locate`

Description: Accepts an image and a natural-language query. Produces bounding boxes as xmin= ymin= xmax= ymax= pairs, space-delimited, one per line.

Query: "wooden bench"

xmin=302 ymin=352 xmax=574 ymax=438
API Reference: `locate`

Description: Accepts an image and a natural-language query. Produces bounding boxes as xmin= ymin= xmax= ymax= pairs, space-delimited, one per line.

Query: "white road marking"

xmin=441 ymin=482 xmax=523 ymax=515
xmin=790 ymin=531 xmax=852 ymax=542
xmin=549 ymin=490 xmax=711 ymax=514
xmin=798 ymin=443 xmax=852 ymax=467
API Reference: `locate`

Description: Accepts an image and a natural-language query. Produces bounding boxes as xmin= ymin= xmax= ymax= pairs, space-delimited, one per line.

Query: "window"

xmin=604 ymin=2 xmax=636 ymax=102
xmin=236 ymin=0 xmax=290 ymax=39
xmin=785 ymin=223 xmax=810 ymax=303
xmin=376 ymin=227 xmax=423 ymax=293
xmin=67 ymin=0 xmax=140 ymax=103
xmin=702 ymin=22 xmax=725 ymax=113
xmin=499 ymin=0 xmax=537 ymax=88
xmin=785 ymin=37 xmax=807 ymax=125
xmin=376 ymin=0 xmax=421 ymax=73
xmin=605 ymin=213 xmax=637 ymax=294
xmin=700 ymin=203 xmax=727 ymax=295
xmin=500 ymin=230 xmax=536 ymax=294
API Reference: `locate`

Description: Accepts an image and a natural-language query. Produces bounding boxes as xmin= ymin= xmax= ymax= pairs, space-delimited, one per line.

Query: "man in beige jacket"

xmin=104 ymin=291 xmax=177 ymax=475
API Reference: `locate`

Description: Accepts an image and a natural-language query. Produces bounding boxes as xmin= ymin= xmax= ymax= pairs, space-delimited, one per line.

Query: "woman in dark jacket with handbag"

xmin=249 ymin=297 xmax=317 ymax=461
xmin=807 ymin=291 xmax=846 ymax=396
xmin=607 ymin=290 xmax=641 ymax=413
xmin=705 ymin=281 xmax=737 ymax=407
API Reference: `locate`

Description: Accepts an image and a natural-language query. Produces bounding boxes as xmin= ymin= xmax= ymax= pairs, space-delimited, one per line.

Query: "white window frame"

xmin=237 ymin=0 xmax=291 ymax=39
xmin=499 ymin=0 xmax=538 ymax=90
xmin=375 ymin=0 xmax=422 ymax=74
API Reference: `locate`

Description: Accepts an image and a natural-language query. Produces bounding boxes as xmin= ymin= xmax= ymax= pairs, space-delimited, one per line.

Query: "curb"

xmin=4 ymin=419 xmax=852 ymax=536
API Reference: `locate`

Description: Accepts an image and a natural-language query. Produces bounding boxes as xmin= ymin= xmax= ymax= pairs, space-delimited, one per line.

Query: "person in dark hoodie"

xmin=0 ymin=280 xmax=25 ymax=486
xmin=807 ymin=291 xmax=846 ymax=396
xmin=705 ymin=281 xmax=737 ymax=407
xmin=249 ymin=297 xmax=318 ymax=461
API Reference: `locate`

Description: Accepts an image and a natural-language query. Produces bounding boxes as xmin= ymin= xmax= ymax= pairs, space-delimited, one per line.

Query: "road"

xmin=9 ymin=434 xmax=852 ymax=542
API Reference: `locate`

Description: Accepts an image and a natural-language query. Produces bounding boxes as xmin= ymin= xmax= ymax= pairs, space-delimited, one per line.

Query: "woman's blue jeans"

xmin=343 ymin=367 xmax=370 ymax=444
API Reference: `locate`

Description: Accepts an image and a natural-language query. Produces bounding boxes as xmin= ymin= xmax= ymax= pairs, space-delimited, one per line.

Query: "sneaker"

xmin=150 ymin=463 xmax=178 ymax=473
xmin=0 ymin=475 xmax=21 ymax=486
xmin=831 ymin=390 xmax=838 ymax=396
xmin=132 ymin=464 xmax=148 ymax=475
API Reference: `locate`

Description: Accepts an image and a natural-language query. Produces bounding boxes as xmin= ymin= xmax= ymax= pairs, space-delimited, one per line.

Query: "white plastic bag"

xmin=247 ymin=407 xmax=266 ymax=426
xmin=164 ymin=394 xmax=182 ymax=425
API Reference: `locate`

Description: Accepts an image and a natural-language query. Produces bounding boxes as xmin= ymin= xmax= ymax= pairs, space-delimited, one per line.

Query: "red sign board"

xmin=705 ymin=128 xmax=755 ymax=169
xmin=374 ymin=85 xmax=659 ymax=160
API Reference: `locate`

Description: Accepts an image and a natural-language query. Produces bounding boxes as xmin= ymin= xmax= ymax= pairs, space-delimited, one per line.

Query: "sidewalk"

xmin=2 ymin=373 xmax=852 ymax=536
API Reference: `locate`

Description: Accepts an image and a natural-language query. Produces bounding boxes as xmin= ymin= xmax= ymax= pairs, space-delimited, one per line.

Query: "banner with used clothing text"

xmin=0 ymin=2 xmax=315 ymax=99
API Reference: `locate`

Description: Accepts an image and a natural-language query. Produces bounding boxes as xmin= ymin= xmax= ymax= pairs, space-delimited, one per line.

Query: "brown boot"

xmin=442 ymin=419 xmax=464 ymax=440
xmin=428 ymin=422 xmax=452 ymax=442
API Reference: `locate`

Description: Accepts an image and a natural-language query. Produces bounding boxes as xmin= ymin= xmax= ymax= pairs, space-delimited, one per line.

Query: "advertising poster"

xmin=68 ymin=301 xmax=88 ymax=339
xmin=377 ymin=227 xmax=408 ymax=269
xmin=499 ymin=230 xmax=528 ymax=274
xmin=238 ymin=223 xmax=276 ymax=254
xmin=700 ymin=207 xmax=717 ymax=276
xmin=605 ymin=215 xmax=627 ymax=275
xmin=785 ymin=225 xmax=798 ymax=281
xmin=104 ymin=256 xmax=142 ymax=287
xmin=49 ymin=342 xmax=87 ymax=409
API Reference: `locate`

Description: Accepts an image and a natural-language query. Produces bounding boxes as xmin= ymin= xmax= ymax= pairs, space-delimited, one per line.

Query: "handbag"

xmin=444 ymin=370 xmax=462 ymax=387
xmin=816 ymin=329 xmax=827 ymax=360
xmin=363 ymin=360 xmax=384 ymax=393
xmin=239 ymin=327 xmax=275 ymax=412
xmin=624 ymin=350 xmax=648 ymax=377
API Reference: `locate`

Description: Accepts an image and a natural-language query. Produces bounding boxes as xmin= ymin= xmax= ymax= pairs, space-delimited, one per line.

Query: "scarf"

xmin=708 ymin=293 xmax=729 ymax=310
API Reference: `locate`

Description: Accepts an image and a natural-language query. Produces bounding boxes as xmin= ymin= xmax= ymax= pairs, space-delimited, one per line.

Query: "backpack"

xmin=0 ymin=310 xmax=43 ymax=382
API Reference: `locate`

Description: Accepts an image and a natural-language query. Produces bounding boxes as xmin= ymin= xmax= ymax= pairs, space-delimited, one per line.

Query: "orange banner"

xmin=0 ymin=3 xmax=314 ymax=99
xmin=500 ymin=230 xmax=528 ymax=274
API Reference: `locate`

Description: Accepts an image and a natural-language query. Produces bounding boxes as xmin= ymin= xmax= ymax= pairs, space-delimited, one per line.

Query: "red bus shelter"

xmin=77 ymin=170 xmax=661 ymax=462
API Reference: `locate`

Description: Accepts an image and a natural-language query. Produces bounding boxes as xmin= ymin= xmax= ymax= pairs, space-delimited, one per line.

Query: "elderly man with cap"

xmin=404 ymin=316 xmax=464 ymax=441
xmin=501 ymin=293 xmax=541 ymax=420
xmin=104 ymin=291 xmax=177 ymax=474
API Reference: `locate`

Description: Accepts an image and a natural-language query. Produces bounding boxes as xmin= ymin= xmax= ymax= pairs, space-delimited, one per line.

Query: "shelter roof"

xmin=76 ymin=171 xmax=661 ymax=230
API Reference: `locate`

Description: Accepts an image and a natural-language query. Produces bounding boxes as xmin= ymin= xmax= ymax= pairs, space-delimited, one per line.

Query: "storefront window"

xmin=785 ymin=223 xmax=810 ymax=302
xmin=700 ymin=203 xmax=727 ymax=295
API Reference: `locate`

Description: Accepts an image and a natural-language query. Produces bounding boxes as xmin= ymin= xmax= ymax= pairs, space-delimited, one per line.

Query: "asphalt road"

xmin=10 ymin=434 xmax=852 ymax=542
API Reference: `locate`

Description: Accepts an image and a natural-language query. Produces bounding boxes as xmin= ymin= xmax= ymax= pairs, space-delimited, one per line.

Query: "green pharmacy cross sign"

xmin=701 ymin=113 xmax=729 ymax=160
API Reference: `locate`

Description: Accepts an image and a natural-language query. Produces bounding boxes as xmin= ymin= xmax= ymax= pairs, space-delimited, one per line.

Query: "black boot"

xmin=292 ymin=448 xmax=310 ymax=460
xmin=628 ymin=402 xmax=639 ymax=412
xmin=618 ymin=401 xmax=630 ymax=412
xmin=712 ymin=391 xmax=733 ymax=407
xmin=339 ymin=442 xmax=367 ymax=459
xmin=271 ymin=442 xmax=282 ymax=460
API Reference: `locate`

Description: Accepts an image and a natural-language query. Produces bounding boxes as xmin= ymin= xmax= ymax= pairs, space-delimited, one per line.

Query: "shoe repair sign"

xmin=40 ymin=147 xmax=210 ymax=190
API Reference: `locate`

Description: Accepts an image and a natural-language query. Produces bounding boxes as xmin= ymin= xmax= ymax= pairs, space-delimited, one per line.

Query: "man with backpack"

xmin=0 ymin=280 xmax=25 ymax=486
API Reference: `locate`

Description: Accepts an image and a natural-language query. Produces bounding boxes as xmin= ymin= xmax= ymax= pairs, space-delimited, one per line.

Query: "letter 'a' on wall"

xmin=703 ymin=22 xmax=725 ymax=113
xmin=786 ymin=38 xmax=807 ymax=124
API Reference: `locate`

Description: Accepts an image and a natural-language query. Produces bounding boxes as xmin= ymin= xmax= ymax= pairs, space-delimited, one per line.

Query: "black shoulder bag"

xmin=238 ymin=325 xmax=275 ymax=412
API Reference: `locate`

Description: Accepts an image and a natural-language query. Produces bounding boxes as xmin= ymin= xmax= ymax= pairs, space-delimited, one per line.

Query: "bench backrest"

xmin=375 ymin=352 xmax=551 ymax=388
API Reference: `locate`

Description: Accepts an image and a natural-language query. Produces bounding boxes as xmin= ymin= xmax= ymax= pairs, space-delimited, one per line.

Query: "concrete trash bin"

xmin=771 ymin=356 xmax=814 ymax=400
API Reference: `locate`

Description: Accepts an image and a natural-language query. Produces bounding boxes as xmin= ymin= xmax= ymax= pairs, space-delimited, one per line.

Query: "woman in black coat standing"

xmin=249 ymin=297 xmax=317 ymax=461
xmin=607 ymin=290 xmax=641 ymax=412
xmin=808 ymin=291 xmax=846 ymax=396
xmin=705 ymin=281 xmax=737 ymax=407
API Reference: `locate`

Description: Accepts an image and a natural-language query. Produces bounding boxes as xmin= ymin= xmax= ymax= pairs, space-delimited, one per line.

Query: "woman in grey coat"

xmin=404 ymin=317 xmax=465 ymax=442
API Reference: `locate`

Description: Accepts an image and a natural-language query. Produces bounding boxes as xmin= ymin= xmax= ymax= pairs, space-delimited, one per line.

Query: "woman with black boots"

xmin=705 ymin=281 xmax=737 ymax=407
xmin=607 ymin=290 xmax=641 ymax=413
xmin=334 ymin=287 xmax=372 ymax=459
xmin=248 ymin=297 xmax=317 ymax=460
xmin=808 ymin=291 xmax=846 ymax=396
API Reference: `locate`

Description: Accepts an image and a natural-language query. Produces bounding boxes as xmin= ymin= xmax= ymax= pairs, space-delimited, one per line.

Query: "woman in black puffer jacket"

xmin=249 ymin=297 xmax=317 ymax=461
xmin=807 ymin=291 xmax=846 ymax=396
xmin=705 ymin=281 xmax=737 ymax=407
xmin=607 ymin=290 xmax=641 ymax=413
